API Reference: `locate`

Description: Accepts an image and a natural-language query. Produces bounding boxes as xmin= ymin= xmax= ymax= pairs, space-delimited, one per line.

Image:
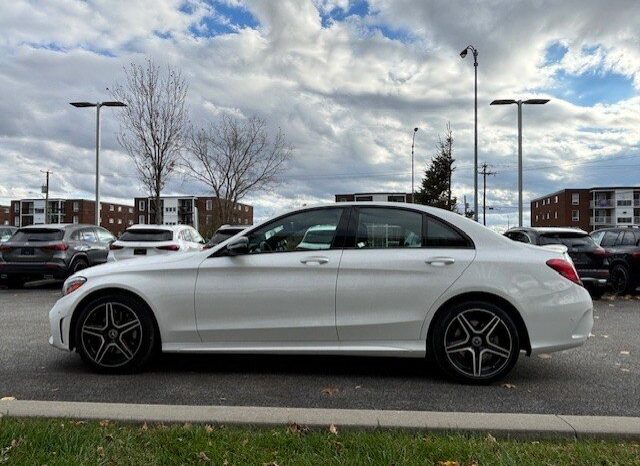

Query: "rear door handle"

xmin=300 ymin=256 xmax=329 ymax=265
xmin=425 ymin=257 xmax=455 ymax=266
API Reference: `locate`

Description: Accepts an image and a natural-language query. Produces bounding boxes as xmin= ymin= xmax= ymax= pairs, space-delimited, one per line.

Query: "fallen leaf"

xmin=287 ymin=423 xmax=308 ymax=435
xmin=321 ymin=386 xmax=339 ymax=397
xmin=329 ymin=424 xmax=338 ymax=435
xmin=0 ymin=397 xmax=15 ymax=401
xmin=198 ymin=451 xmax=210 ymax=462
xmin=438 ymin=461 xmax=460 ymax=466
xmin=501 ymin=383 xmax=516 ymax=389
xmin=355 ymin=385 xmax=362 ymax=389
xmin=602 ymin=334 xmax=609 ymax=338
xmin=621 ymin=368 xmax=630 ymax=373
xmin=537 ymin=353 xmax=552 ymax=359
xmin=486 ymin=433 xmax=497 ymax=444
xmin=204 ymin=424 xmax=214 ymax=433
xmin=99 ymin=420 xmax=110 ymax=428
xmin=141 ymin=422 xmax=148 ymax=431
xmin=588 ymin=332 xmax=595 ymax=338
xmin=96 ymin=446 xmax=105 ymax=457
xmin=262 ymin=462 xmax=279 ymax=466
xmin=620 ymin=351 xmax=630 ymax=355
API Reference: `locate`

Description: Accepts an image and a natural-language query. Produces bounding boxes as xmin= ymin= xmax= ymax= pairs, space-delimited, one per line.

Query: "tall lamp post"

xmin=411 ymin=127 xmax=419 ymax=202
xmin=70 ymin=101 xmax=126 ymax=226
xmin=460 ymin=45 xmax=478 ymax=221
xmin=489 ymin=98 xmax=549 ymax=227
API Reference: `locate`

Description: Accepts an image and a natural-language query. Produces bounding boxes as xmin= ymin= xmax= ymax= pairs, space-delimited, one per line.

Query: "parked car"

xmin=108 ymin=224 xmax=205 ymax=262
xmin=590 ymin=227 xmax=640 ymax=294
xmin=203 ymin=225 xmax=247 ymax=249
xmin=504 ymin=227 xmax=609 ymax=298
xmin=49 ymin=203 xmax=593 ymax=383
xmin=0 ymin=224 xmax=115 ymax=289
xmin=0 ymin=226 xmax=17 ymax=242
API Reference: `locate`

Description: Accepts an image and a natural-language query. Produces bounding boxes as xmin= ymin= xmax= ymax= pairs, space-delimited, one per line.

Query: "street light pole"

xmin=411 ymin=127 xmax=418 ymax=202
xmin=490 ymin=98 xmax=549 ymax=227
xmin=70 ymin=101 xmax=126 ymax=226
xmin=460 ymin=45 xmax=479 ymax=221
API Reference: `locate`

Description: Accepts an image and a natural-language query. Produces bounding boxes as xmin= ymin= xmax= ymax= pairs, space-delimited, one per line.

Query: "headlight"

xmin=63 ymin=276 xmax=87 ymax=296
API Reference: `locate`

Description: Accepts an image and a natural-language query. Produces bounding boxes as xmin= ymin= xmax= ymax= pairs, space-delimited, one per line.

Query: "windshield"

xmin=539 ymin=233 xmax=595 ymax=248
xmin=119 ymin=229 xmax=173 ymax=242
xmin=11 ymin=228 xmax=64 ymax=242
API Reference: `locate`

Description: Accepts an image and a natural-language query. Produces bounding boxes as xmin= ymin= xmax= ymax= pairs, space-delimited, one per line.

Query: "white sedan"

xmin=49 ymin=203 xmax=593 ymax=383
xmin=107 ymin=224 xmax=205 ymax=261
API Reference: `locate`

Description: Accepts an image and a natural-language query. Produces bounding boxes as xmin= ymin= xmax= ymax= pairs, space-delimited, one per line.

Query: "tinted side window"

xmin=425 ymin=216 xmax=470 ymax=248
xmin=590 ymin=231 xmax=604 ymax=246
xmin=356 ymin=208 xmax=422 ymax=249
xmin=81 ymin=228 xmax=98 ymax=243
xmin=601 ymin=231 xmax=619 ymax=247
xmin=621 ymin=231 xmax=636 ymax=246
xmin=96 ymin=228 xmax=114 ymax=242
xmin=247 ymin=208 xmax=343 ymax=254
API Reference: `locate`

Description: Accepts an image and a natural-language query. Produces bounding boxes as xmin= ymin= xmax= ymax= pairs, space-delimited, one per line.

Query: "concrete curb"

xmin=1 ymin=400 xmax=639 ymax=440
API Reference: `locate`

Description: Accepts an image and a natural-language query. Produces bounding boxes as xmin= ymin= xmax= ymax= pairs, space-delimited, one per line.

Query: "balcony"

xmin=590 ymin=199 xmax=614 ymax=208
xmin=591 ymin=216 xmax=612 ymax=225
xmin=635 ymin=217 xmax=640 ymax=224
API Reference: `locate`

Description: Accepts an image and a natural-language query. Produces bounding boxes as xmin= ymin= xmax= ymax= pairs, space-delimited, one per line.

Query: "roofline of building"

xmin=531 ymin=186 xmax=640 ymax=203
xmin=12 ymin=198 xmax=133 ymax=206
xmin=335 ymin=192 xmax=412 ymax=196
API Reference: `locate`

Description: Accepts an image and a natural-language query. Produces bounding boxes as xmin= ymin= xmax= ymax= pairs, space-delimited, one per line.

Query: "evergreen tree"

xmin=415 ymin=123 xmax=457 ymax=211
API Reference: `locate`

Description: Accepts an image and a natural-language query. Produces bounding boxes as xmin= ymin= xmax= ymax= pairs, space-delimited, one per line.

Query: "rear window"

xmin=12 ymin=228 xmax=64 ymax=242
xmin=119 ymin=229 xmax=173 ymax=242
xmin=539 ymin=233 xmax=595 ymax=248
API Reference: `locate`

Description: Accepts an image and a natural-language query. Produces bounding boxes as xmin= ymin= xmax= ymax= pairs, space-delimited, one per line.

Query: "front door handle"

xmin=425 ymin=257 xmax=455 ymax=266
xmin=300 ymin=256 xmax=329 ymax=265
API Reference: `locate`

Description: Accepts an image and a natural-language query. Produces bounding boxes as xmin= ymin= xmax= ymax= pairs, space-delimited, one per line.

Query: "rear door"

xmin=335 ymin=207 xmax=476 ymax=342
xmin=94 ymin=228 xmax=115 ymax=263
xmin=0 ymin=228 xmax=64 ymax=263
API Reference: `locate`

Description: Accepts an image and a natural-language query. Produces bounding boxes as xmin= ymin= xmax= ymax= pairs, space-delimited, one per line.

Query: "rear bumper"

xmin=577 ymin=269 xmax=609 ymax=287
xmin=0 ymin=262 xmax=69 ymax=280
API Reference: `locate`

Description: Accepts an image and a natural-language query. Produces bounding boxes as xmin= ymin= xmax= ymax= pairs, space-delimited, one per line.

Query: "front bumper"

xmin=0 ymin=261 xmax=69 ymax=280
xmin=48 ymin=294 xmax=76 ymax=352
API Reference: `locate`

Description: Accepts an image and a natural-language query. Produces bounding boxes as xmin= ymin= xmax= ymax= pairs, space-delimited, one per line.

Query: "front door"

xmin=336 ymin=207 xmax=476 ymax=341
xmin=194 ymin=207 xmax=347 ymax=342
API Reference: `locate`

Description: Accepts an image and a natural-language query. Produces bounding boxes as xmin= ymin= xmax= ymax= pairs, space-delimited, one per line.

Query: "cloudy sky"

xmin=1 ymin=0 xmax=639 ymax=229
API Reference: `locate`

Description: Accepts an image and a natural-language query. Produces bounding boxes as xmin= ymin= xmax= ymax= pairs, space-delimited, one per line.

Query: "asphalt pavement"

xmin=1 ymin=282 xmax=638 ymax=417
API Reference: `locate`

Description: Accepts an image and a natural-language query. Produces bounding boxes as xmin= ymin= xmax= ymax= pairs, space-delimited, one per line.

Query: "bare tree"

xmin=184 ymin=114 xmax=292 ymax=229
xmin=111 ymin=58 xmax=189 ymax=224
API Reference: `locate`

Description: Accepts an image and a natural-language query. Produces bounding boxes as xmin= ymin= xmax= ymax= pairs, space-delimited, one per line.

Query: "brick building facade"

xmin=133 ymin=196 xmax=253 ymax=237
xmin=9 ymin=198 xmax=135 ymax=235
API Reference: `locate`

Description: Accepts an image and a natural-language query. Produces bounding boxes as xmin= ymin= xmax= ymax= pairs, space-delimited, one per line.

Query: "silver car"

xmin=0 ymin=224 xmax=115 ymax=289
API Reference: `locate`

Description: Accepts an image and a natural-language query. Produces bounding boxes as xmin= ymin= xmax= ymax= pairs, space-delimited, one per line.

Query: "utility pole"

xmin=479 ymin=162 xmax=496 ymax=226
xmin=41 ymin=170 xmax=52 ymax=224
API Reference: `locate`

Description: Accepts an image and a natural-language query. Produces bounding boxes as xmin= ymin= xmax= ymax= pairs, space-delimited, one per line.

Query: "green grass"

xmin=1 ymin=417 xmax=639 ymax=465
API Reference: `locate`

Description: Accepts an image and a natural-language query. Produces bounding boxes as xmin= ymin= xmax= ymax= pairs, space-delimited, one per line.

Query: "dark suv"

xmin=203 ymin=225 xmax=247 ymax=249
xmin=591 ymin=227 xmax=640 ymax=294
xmin=505 ymin=227 xmax=609 ymax=298
xmin=0 ymin=224 xmax=115 ymax=288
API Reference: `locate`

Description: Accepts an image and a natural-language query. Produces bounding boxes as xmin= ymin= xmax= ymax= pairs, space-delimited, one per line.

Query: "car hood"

xmin=76 ymin=250 xmax=207 ymax=279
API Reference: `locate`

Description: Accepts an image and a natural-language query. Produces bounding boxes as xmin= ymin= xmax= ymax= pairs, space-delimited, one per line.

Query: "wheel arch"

xmin=426 ymin=291 xmax=532 ymax=355
xmin=68 ymin=287 xmax=161 ymax=351
xmin=69 ymin=253 xmax=89 ymax=269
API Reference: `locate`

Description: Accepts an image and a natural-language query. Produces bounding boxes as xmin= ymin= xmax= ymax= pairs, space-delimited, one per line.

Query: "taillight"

xmin=42 ymin=242 xmax=68 ymax=251
xmin=109 ymin=243 xmax=124 ymax=250
xmin=156 ymin=244 xmax=180 ymax=251
xmin=0 ymin=244 xmax=12 ymax=252
xmin=546 ymin=258 xmax=582 ymax=286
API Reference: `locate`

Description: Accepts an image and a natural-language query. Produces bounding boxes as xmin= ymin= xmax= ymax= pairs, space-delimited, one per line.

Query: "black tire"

xmin=431 ymin=300 xmax=520 ymax=384
xmin=70 ymin=257 xmax=89 ymax=275
xmin=74 ymin=293 xmax=157 ymax=373
xmin=610 ymin=264 xmax=633 ymax=295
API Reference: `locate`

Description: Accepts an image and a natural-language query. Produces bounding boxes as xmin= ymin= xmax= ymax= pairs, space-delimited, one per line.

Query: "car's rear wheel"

xmin=610 ymin=264 xmax=633 ymax=295
xmin=71 ymin=257 xmax=89 ymax=274
xmin=74 ymin=293 xmax=157 ymax=373
xmin=431 ymin=300 xmax=520 ymax=384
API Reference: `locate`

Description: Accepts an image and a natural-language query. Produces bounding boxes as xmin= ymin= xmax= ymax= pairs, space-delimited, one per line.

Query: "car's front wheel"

xmin=431 ymin=300 xmax=520 ymax=384
xmin=74 ymin=293 xmax=157 ymax=373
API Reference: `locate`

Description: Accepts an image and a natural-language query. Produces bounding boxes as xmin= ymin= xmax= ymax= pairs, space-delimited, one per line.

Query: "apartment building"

xmin=133 ymin=195 xmax=253 ymax=235
xmin=9 ymin=198 xmax=135 ymax=235
xmin=530 ymin=187 xmax=640 ymax=231
xmin=0 ymin=205 xmax=9 ymax=225
xmin=335 ymin=192 xmax=413 ymax=203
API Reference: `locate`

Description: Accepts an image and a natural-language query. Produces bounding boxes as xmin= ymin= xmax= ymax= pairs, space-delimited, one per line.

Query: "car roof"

xmin=509 ymin=227 xmax=588 ymax=235
xmin=126 ymin=224 xmax=190 ymax=231
xmin=19 ymin=223 xmax=80 ymax=230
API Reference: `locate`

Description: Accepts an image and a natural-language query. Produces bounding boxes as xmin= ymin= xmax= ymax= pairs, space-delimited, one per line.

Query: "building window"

xmin=117 ymin=219 xmax=122 ymax=224
xmin=139 ymin=200 xmax=146 ymax=211
xmin=572 ymin=210 xmax=579 ymax=221
xmin=617 ymin=199 xmax=632 ymax=206
xmin=72 ymin=215 xmax=78 ymax=224
xmin=554 ymin=196 xmax=558 ymax=203
xmin=355 ymin=195 xmax=373 ymax=201
xmin=546 ymin=212 xmax=550 ymax=219
xmin=13 ymin=203 xmax=19 ymax=213
xmin=110 ymin=205 xmax=114 ymax=212
xmin=535 ymin=215 xmax=538 ymax=221
xmin=14 ymin=218 xmax=19 ymax=226
xmin=118 ymin=206 xmax=122 ymax=212
xmin=245 ymin=206 xmax=249 ymax=212
xmin=128 ymin=220 xmax=133 ymax=225
xmin=109 ymin=218 xmax=114 ymax=224
xmin=617 ymin=217 xmax=632 ymax=223
xmin=535 ymin=202 xmax=539 ymax=208
xmin=73 ymin=201 xmax=79 ymax=212
xmin=572 ymin=193 xmax=579 ymax=205
xmin=206 ymin=200 xmax=213 ymax=211
xmin=206 ymin=215 xmax=212 ymax=225
xmin=554 ymin=211 xmax=558 ymax=219
xmin=138 ymin=215 xmax=145 ymax=224
xmin=387 ymin=195 xmax=405 ymax=202
xmin=128 ymin=207 xmax=133 ymax=214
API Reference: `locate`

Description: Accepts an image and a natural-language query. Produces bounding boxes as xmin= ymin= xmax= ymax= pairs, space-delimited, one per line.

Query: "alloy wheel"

xmin=611 ymin=266 xmax=629 ymax=294
xmin=443 ymin=309 xmax=513 ymax=379
xmin=80 ymin=302 xmax=143 ymax=368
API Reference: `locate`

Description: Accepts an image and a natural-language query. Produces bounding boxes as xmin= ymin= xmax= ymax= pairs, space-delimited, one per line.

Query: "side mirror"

xmin=226 ymin=236 xmax=248 ymax=256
